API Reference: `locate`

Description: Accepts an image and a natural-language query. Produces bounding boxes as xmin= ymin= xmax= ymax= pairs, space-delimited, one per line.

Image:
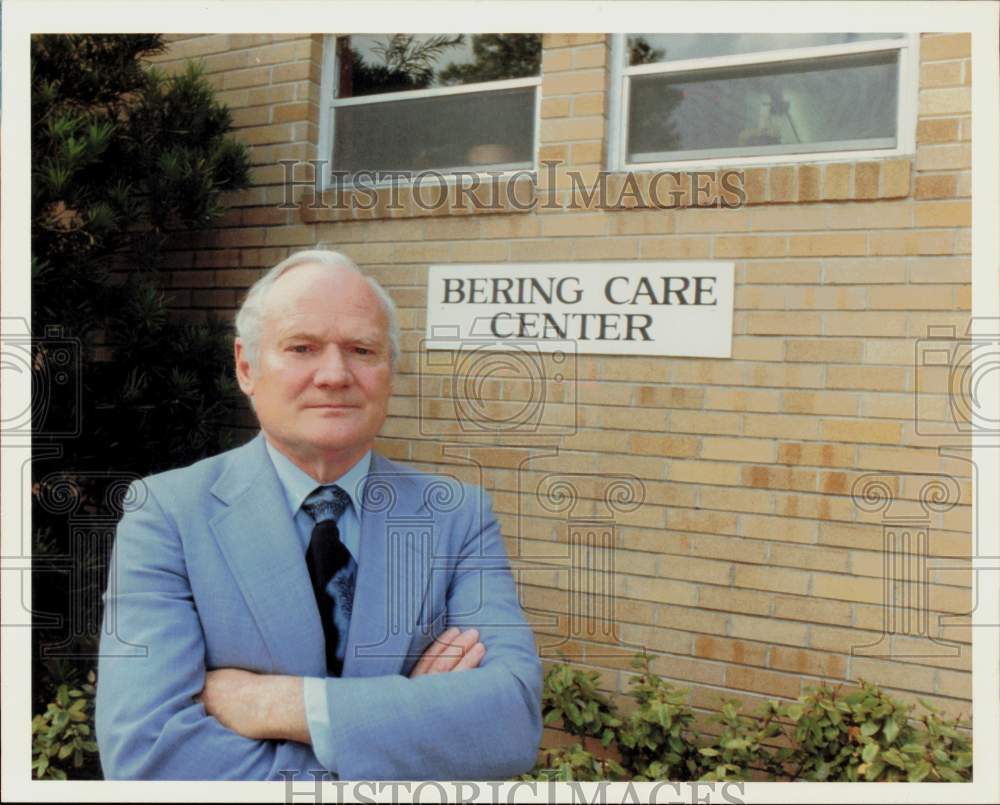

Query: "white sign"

xmin=425 ymin=262 xmax=734 ymax=358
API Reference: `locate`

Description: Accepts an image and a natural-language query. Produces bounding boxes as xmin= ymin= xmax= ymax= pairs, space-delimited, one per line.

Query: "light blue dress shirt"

xmin=263 ymin=439 xmax=371 ymax=773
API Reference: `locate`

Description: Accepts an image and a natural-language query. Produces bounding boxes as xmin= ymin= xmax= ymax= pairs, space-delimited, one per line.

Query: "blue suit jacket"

xmin=95 ymin=433 xmax=542 ymax=780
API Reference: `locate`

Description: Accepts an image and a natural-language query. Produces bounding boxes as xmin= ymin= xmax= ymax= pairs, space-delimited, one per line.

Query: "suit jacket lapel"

xmin=208 ymin=434 xmax=327 ymax=676
xmin=343 ymin=453 xmax=435 ymax=678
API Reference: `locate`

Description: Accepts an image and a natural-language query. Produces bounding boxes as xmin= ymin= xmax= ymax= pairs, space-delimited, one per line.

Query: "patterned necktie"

xmin=302 ymin=485 xmax=352 ymax=676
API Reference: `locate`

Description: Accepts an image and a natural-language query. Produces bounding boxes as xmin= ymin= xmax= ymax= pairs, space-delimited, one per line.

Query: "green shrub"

xmin=522 ymin=654 xmax=973 ymax=783
xmin=770 ymin=680 xmax=973 ymax=782
xmin=32 ymin=671 xmax=99 ymax=780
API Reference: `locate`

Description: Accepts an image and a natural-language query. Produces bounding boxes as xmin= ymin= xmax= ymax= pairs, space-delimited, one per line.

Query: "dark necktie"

xmin=302 ymin=485 xmax=352 ymax=676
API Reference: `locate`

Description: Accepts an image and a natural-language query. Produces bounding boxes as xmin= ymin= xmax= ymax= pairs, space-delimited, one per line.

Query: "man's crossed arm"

xmin=197 ymin=627 xmax=486 ymax=744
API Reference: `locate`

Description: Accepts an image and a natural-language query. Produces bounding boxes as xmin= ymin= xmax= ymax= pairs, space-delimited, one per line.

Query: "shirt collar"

xmin=263 ymin=437 xmax=371 ymax=518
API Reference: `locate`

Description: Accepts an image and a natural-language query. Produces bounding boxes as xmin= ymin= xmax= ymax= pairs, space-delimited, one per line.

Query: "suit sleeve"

xmin=318 ymin=489 xmax=543 ymax=780
xmin=95 ymin=482 xmax=326 ymax=781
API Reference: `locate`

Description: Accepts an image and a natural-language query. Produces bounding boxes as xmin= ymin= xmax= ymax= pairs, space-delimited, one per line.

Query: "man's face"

xmin=235 ymin=262 xmax=393 ymax=470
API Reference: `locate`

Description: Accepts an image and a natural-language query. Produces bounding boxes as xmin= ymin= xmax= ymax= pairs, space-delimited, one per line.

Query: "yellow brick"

xmin=914 ymin=174 xmax=957 ymax=199
xmin=625 ymin=576 xmax=698 ymax=607
xmin=785 ymin=339 xmax=863 ymax=363
xmin=675 ymin=208 xmax=751 ymax=233
xmin=223 ymin=66 xmax=274 ymax=91
xmin=768 ymin=166 xmax=796 ymax=203
xmin=826 ymin=366 xmax=907 ymax=392
xmin=631 ymin=433 xmax=700 ymax=457
xmin=862 ymin=339 xmax=913 ymax=364
xmin=920 ymin=33 xmax=971 ymax=61
xmin=575 ymin=238 xmax=638 ymax=259
xmin=812 ymin=572 xmax=884 ymax=604
xmin=823 ymin=163 xmax=852 ymax=200
xmin=668 ymin=508 xmax=738 ymax=535
xmin=851 ymin=658 xmax=935 ymax=693
xmin=781 ymin=390 xmax=858 ymax=417
xmin=733 ymin=564 xmax=809 ymax=595
xmin=881 ymin=159 xmax=912 ymax=198
xmin=825 ymin=201 xmax=912 ymax=230
xmin=934 ymin=668 xmax=971 ymax=699
xmin=736 ymin=285 xmax=786 ymax=309
xmin=540 ymin=97 xmax=570 ymax=118
xmin=915 ymin=143 xmax=970 ymax=171
xmin=823 ymin=258 xmax=907 ymax=284
xmin=749 ymin=205 xmax=826 ymax=231
xmin=869 ymin=284 xmax=960 ymax=310
xmin=570 ymin=141 xmax=603 ymax=166
xmin=668 ymin=460 xmax=742 ymax=486
xmin=869 ymin=231 xmax=956 ymax=256
xmin=700 ymin=437 xmax=775 ymax=463
xmin=917 ymin=118 xmax=961 ymax=144
xmin=919 ymin=87 xmax=972 ymax=116
xmin=608 ymin=209 xmax=675 ymax=235
xmin=715 ymin=235 xmax=786 ymax=258
xmin=541 ymin=48 xmax=573 ymax=72
xmin=272 ymin=61 xmax=317 ymax=84
xmin=797 ymin=164 xmax=821 ymax=202
xmin=774 ymin=595 xmax=853 ymax=626
xmin=746 ymin=364 xmax=824 ymax=389
xmin=731 ymin=337 xmax=785 ymax=361
xmin=743 ymin=167 xmax=767 ymax=203
xmin=820 ymin=418 xmax=903 ymax=446
xmin=449 ymin=241 xmax=510 ymax=262
xmin=777 ymin=442 xmax=855 ymax=468
xmin=694 ymin=636 xmax=767 ymax=667
xmin=542 ymin=70 xmax=606 ymax=96
xmin=777 ymin=544 xmax=850 ymax=574
xmin=920 ymin=61 xmax=963 ymax=87
xmin=743 ymin=413 xmax=817 ymax=440
xmin=509 ymin=239 xmax=575 ymax=261
xmin=744 ymin=312 xmax=821 ymax=335
xmin=788 ymin=233 xmax=866 ymax=257
xmin=539 ymin=116 xmax=605 ymax=143
xmin=785 ymin=286 xmax=866 ymax=310
xmin=700 ymin=486 xmax=773 ymax=514
xmin=770 ymin=645 xmax=847 ymax=679
xmin=740 ymin=514 xmax=816 ymax=544
xmin=668 ymin=410 xmax=742 ymax=435
xmin=639 ymin=237 xmax=711 ymax=258
xmin=854 ymin=162 xmax=880 ymax=200
xmin=543 ymin=34 xmax=605 ymax=48
xmin=540 ymin=212 xmax=608 ymax=237
xmin=703 ymin=388 xmax=779 ymax=414
xmin=743 ymin=260 xmax=822 ymax=284
xmin=741 ymin=465 xmax=816 ymax=492
xmin=914 ymin=201 xmax=971 ymax=227
xmin=574 ymin=45 xmax=607 ymax=69
xmin=729 ymin=614 xmax=809 ymax=646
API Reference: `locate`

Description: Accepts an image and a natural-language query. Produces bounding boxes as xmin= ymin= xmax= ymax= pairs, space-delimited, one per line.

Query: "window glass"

xmin=337 ymin=34 xmax=542 ymax=98
xmin=334 ymin=86 xmax=536 ymax=175
xmin=626 ymin=50 xmax=899 ymax=163
xmin=627 ymin=33 xmax=904 ymax=65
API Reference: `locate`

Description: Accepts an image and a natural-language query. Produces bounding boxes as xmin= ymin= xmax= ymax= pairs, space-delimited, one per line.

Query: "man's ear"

xmin=234 ymin=338 xmax=255 ymax=396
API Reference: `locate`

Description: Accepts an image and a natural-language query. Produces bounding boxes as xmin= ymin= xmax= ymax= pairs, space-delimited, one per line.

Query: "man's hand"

xmin=409 ymin=627 xmax=486 ymax=677
xmin=197 ymin=668 xmax=309 ymax=744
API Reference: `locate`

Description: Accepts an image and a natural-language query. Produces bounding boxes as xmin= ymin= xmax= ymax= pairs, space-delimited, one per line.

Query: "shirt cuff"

xmin=303 ymin=676 xmax=336 ymax=772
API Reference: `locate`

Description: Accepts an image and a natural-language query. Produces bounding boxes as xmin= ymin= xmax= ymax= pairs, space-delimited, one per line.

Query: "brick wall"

xmin=148 ymin=32 xmax=974 ymax=737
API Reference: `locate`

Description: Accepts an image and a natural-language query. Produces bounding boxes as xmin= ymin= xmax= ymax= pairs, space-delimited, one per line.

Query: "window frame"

xmin=319 ymin=34 xmax=543 ymax=188
xmin=606 ymin=33 xmax=920 ymax=172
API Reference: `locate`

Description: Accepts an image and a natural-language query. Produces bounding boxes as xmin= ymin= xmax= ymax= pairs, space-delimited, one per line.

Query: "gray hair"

xmin=235 ymin=249 xmax=401 ymax=371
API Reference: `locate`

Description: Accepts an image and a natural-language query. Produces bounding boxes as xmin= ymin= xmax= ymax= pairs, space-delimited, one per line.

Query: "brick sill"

xmin=297 ymin=157 xmax=914 ymax=224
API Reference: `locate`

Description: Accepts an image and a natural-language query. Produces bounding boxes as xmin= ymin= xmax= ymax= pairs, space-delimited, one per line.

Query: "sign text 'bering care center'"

xmin=425 ymin=262 xmax=735 ymax=358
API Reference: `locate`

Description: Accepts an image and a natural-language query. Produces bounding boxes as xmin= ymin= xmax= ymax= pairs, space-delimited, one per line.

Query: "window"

xmin=608 ymin=34 xmax=918 ymax=170
xmin=321 ymin=34 xmax=542 ymax=183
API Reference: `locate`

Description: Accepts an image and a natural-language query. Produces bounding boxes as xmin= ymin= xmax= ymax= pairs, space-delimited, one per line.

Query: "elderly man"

xmin=95 ymin=250 xmax=543 ymax=780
